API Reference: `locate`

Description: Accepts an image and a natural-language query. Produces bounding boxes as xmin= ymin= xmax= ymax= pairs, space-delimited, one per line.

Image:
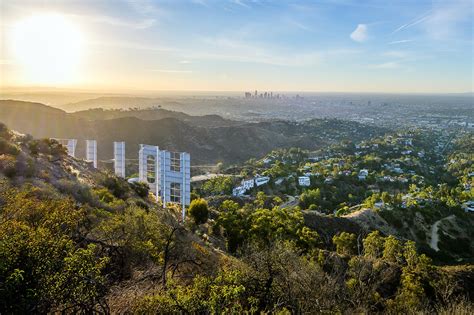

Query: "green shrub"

xmin=102 ymin=176 xmax=130 ymax=199
xmin=130 ymin=181 xmax=149 ymax=198
xmin=188 ymin=198 xmax=209 ymax=225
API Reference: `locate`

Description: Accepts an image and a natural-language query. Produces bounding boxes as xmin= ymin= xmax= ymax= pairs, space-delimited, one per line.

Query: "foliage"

xmin=299 ymin=188 xmax=321 ymax=209
xmin=217 ymin=199 xmax=319 ymax=253
xmin=332 ymin=232 xmax=357 ymax=255
xmin=188 ymin=198 xmax=209 ymax=225
xmin=201 ymin=176 xmax=234 ymax=196
xmin=0 ymin=187 xmax=108 ymax=313
xmin=129 ymin=181 xmax=150 ymax=198
xmin=101 ymin=176 xmax=130 ymax=199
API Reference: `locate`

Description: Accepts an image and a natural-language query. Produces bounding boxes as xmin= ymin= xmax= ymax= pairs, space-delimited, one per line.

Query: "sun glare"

xmin=10 ymin=13 xmax=84 ymax=85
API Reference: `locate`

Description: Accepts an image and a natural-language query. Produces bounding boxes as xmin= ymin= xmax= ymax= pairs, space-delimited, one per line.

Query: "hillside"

xmin=70 ymin=107 xmax=238 ymax=127
xmin=0 ymin=100 xmax=387 ymax=165
xmin=0 ymin=124 xmax=473 ymax=313
xmin=62 ymin=96 xmax=168 ymax=112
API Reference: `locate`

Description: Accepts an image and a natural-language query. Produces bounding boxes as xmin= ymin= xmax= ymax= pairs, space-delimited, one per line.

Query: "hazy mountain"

xmin=70 ymin=107 xmax=239 ymax=127
xmin=62 ymin=96 xmax=165 ymax=112
xmin=0 ymin=100 xmax=387 ymax=164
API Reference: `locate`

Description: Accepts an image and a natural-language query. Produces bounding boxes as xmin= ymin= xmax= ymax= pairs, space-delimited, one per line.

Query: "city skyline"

xmin=1 ymin=0 xmax=473 ymax=93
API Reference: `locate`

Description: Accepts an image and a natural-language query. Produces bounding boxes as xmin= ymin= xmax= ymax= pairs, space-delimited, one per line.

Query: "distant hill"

xmin=70 ymin=107 xmax=239 ymax=127
xmin=62 ymin=96 xmax=164 ymax=112
xmin=0 ymin=100 xmax=85 ymax=138
xmin=0 ymin=100 xmax=387 ymax=165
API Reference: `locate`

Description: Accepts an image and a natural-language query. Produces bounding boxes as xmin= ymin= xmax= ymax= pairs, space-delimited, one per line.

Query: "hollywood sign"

xmin=54 ymin=139 xmax=190 ymax=218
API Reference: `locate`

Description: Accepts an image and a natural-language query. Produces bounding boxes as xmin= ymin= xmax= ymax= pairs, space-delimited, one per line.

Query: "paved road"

xmin=280 ymin=195 xmax=298 ymax=208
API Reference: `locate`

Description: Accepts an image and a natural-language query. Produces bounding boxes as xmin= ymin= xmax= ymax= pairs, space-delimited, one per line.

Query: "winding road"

xmin=429 ymin=215 xmax=455 ymax=252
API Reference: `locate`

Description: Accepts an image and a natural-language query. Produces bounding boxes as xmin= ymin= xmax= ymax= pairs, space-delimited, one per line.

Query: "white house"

xmin=242 ymin=179 xmax=255 ymax=190
xmin=232 ymin=186 xmax=246 ymax=197
xmin=358 ymin=169 xmax=369 ymax=180
xmin=255 ymin=176 xmax=270 ymax=187
xmin=274 ymin=177 xmax=284 ymax=185
xmin=462 ymin=201 xmax=474 ymax=213
xmin=298 ymin=176 xmax=311 ymax=187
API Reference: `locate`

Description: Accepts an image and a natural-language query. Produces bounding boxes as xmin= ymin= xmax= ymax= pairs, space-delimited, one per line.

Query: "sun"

xmin=10 ymin=13 xmax=84 ymax=85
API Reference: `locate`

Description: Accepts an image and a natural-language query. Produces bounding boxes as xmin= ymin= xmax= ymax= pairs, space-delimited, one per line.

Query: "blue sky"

xmin=1 ymin=0 xmax=473 ymax=92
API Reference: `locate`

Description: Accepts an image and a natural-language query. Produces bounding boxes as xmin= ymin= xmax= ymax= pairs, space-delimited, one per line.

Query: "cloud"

xmin=150 ymin=69 xmax=193 ymax=73
xmin=191 ymin=0 xmax=209 ymax=7
xmin=369 ymin=61 xmax=400 ymax=69
xmin=232 ymin=0 xmax=251 ymax=8
xmin=392 ymin=11 xmax=431 ymax=34
xmin=196 ymin=36 xmax=323 ymax=66
xmin=392 ymin=0 xmax=472 ymax=40
xmin=89 ymin=15 xmax=156 ymax=29
xmin=422 ymin=0 xmax=472 ymax=40
xmin=383 ymin=50 xmax=408 ymax=58
xmin=126 ymin=0 xmax=161 ymax=15
xmin=388 ymin=39 xmax=414 ymax=45
xmin=286 ymin=19 xmax=312 ymax=32
xmin=89 ymin=40 xmax=179 ymax=53
xmin=350 ymin=24 xmax=368 ymax=42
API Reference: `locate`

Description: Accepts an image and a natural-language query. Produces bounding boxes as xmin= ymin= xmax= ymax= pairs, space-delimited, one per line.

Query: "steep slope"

xmin=0 ymin=100 xmax=85 ymax=138
xmin=0 ymin=123 xmax=223 ymax=313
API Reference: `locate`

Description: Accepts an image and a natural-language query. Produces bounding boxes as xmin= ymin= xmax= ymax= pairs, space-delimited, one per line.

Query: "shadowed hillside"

xmin=0 ymin=100 xmax=388 ymax=165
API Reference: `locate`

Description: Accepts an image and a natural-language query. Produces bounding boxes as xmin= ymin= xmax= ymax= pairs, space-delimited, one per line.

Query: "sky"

xmin=1 ymin=0 xmax=473 ymax=93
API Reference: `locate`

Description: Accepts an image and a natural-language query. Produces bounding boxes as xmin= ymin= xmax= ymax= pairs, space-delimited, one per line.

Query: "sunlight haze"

xmin=1 ymin=0 xmax=473 ymax=92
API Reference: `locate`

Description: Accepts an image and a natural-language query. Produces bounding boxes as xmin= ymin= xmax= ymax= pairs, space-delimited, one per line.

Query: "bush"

xmin=130 ymin=181 xmax=149 ymax=198
xmin=188 ymin=198 xmax=209 ymax=225
xmin=332 ymin=232 xmax=357 ymax=255
xmin=0 ymin=155 xmax=17 ymax=178
xmin=0 ymin=123 xmax=12 ymax=140
xmin=94 ymin=188 xmax=115 ymax=204
xmin=0 ymin=138 xmax=20 ymax=156
xmin=102 ymin=176 xmax=130 ymax=199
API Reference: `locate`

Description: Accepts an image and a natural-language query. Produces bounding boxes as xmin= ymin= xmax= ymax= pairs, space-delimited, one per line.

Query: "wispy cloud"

xmin=350 ymin=24 xmax=368 ymax=42
xmin=191 ymin=0 xmax=209 ymax=7
xmin=150 ymin=69 xmax=193 ymax=73
xmin=196 ymin=36 xmax=323 ymax=66
xmin=85 ymin=15 xmax=155 ymax=29
xmin=392 ymin=11 xmax=432 ymax=34
xmin=232 ymin=0 xmax=251 ymax=8
xmin=369 ymin=61 xmax=400 ymax=69
xmin=125 ymin=0 xmax=161 ymax=15
xmin=382 ymin=50 xmax=408 ymax=58
xmin=422 ymin=0 xmax=472 ymax=40
xmin=391 ymin=0 xmax=472 ymax=40
xmin=388 ymin=39 xmax=414 ymax=45
xmin=89 ymin=40 xmax=179 ymax=53
xmin=286 ymin=19 xmax=312 ymax=32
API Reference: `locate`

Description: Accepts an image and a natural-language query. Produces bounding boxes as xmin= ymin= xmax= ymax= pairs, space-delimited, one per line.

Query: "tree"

xmin=188 ymin=198 xmax=209 ymax=225
xmin=363 ymin=231 xmax=384 ymax=259
xmin=332 ymin=232 xmax=357 ymax=256
xmin=299 ymin=188 xmax=321 ymax=209
xmin=0 ymin=187 xmax=108 ymax=313
xmin=201 ymin=176 xmax=233 ymax=196
xmin=382 ymin=235 xmax=403 ymax=264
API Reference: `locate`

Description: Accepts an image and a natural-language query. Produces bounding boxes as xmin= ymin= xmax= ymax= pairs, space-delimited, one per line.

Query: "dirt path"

xmin=429 ymin=215 xmax=455 ymax=252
